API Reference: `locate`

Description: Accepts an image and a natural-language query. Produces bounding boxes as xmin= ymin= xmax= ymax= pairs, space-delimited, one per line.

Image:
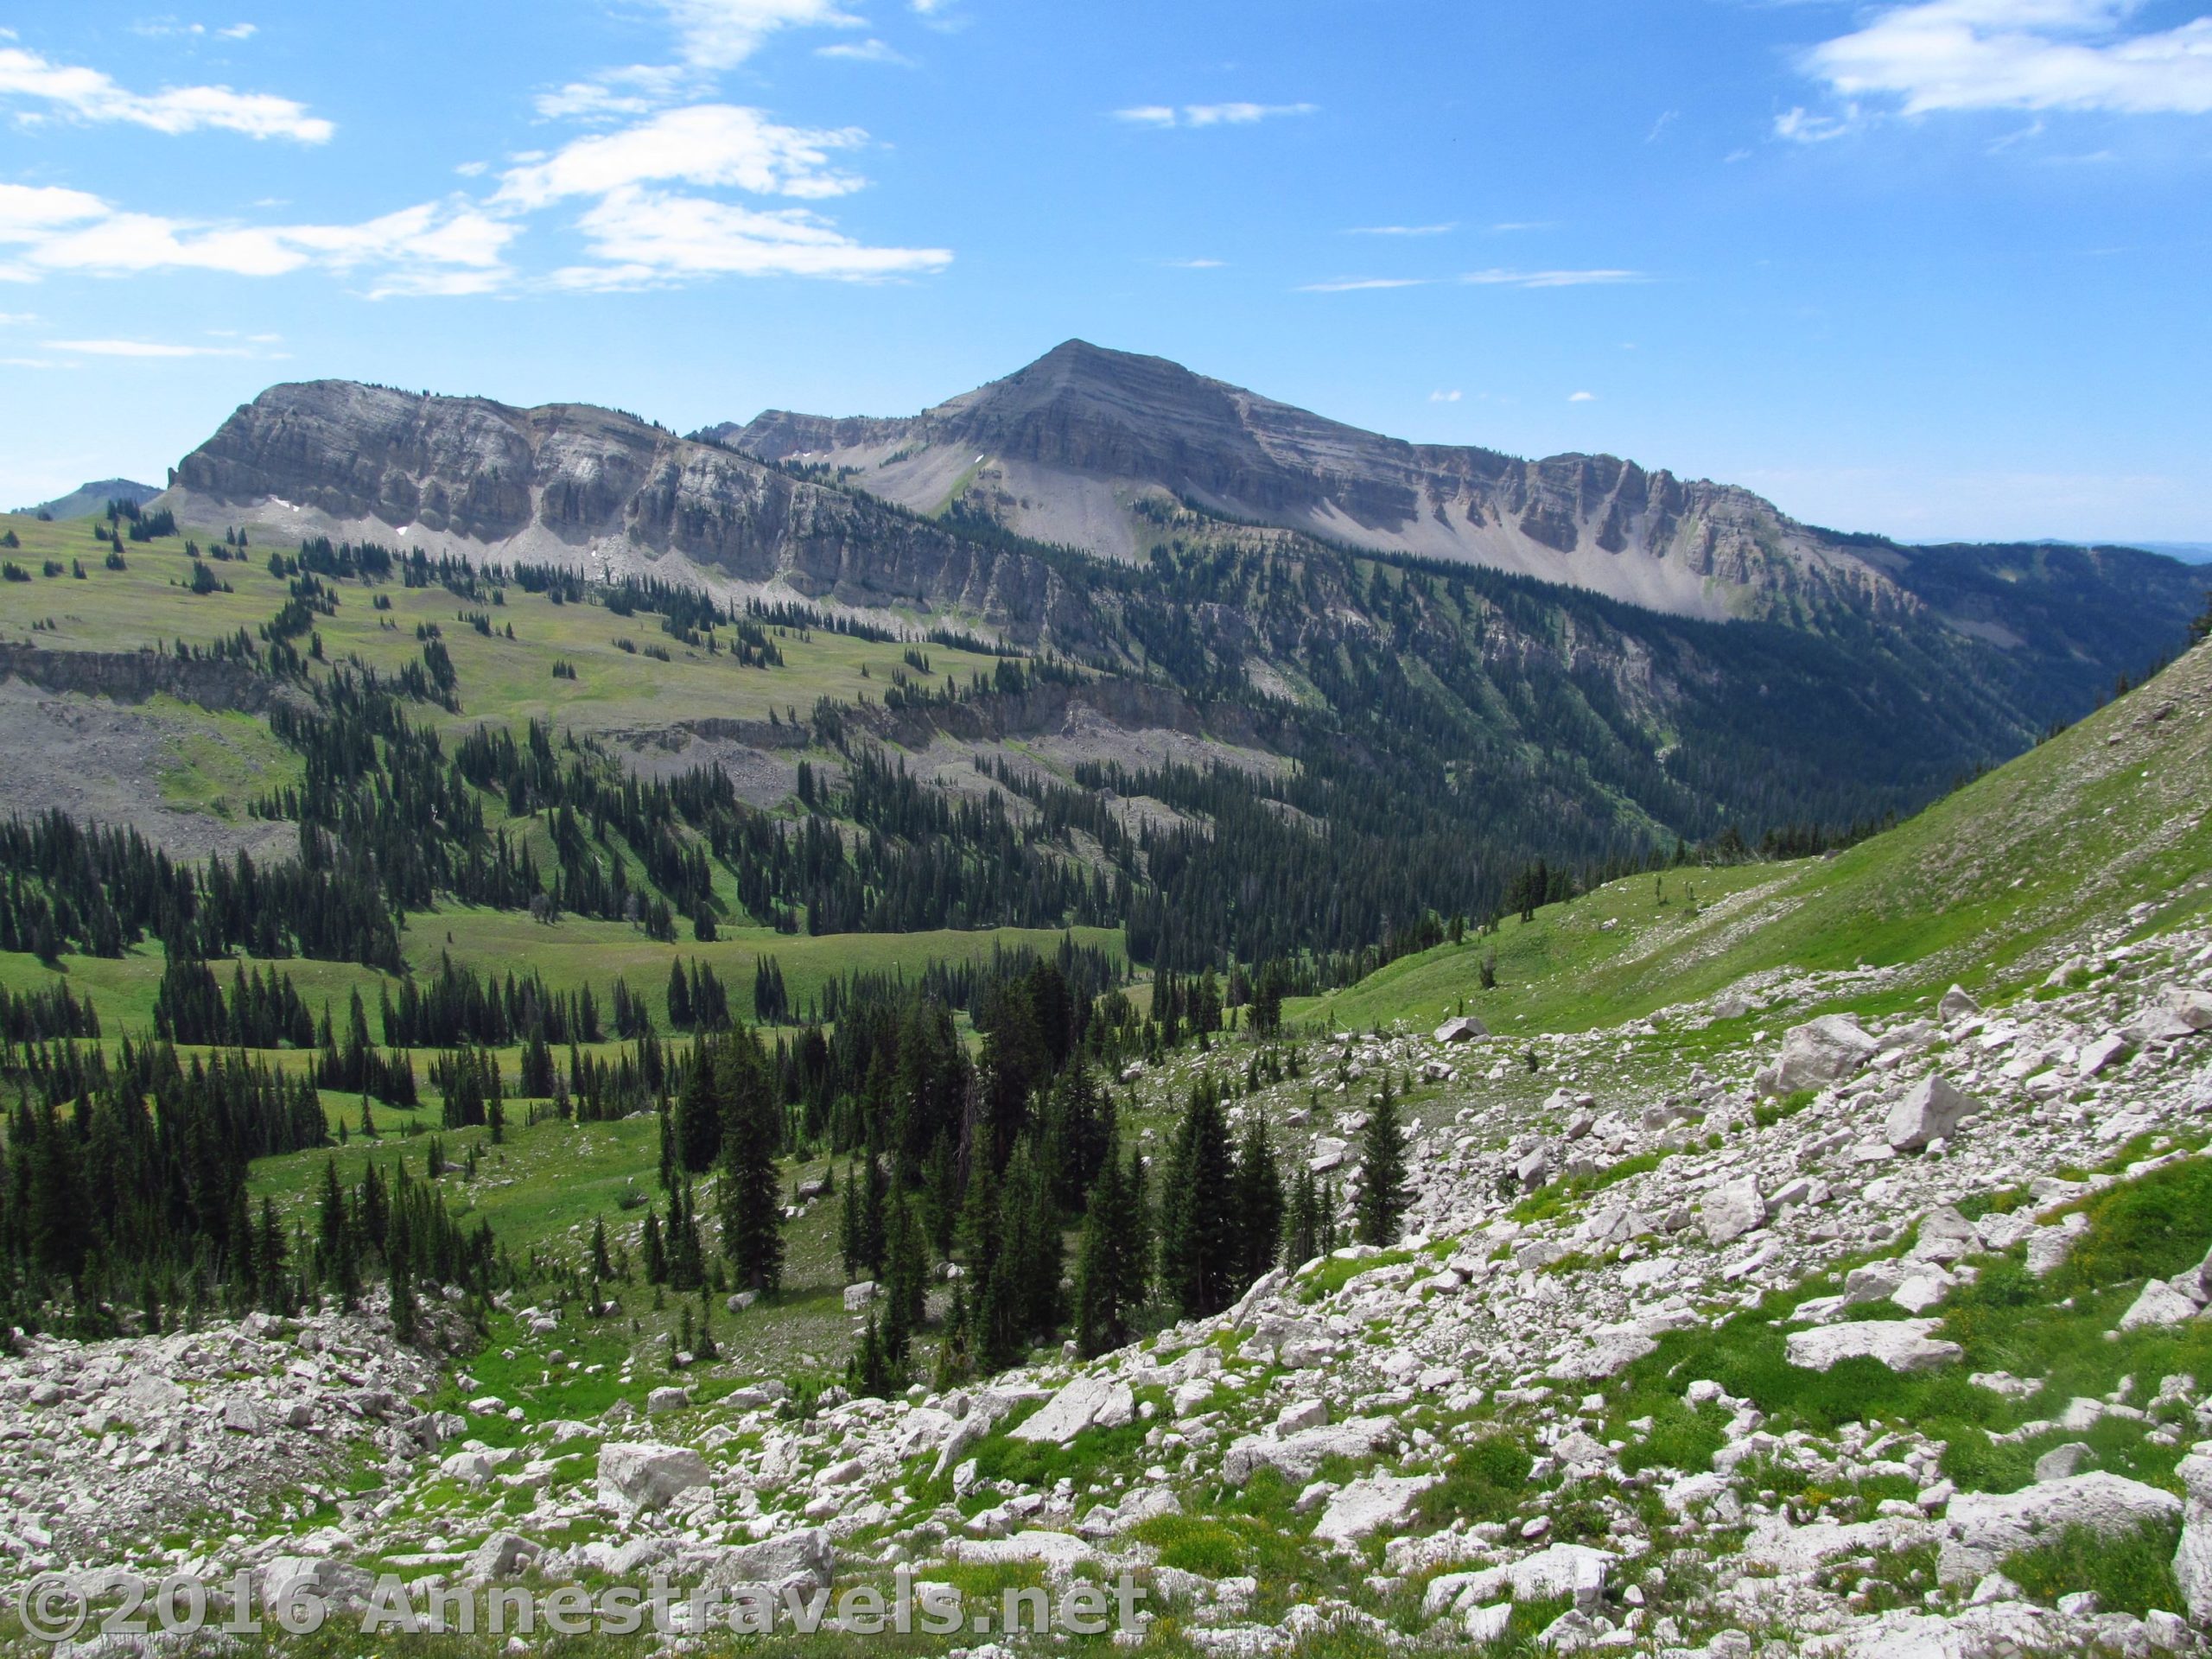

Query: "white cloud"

xmin=1116 ymin=101 xmax=1316 ymax=129
xmin=817 ymin=38 xmax=912 ymax=63
xmin=130 ymin=19 xmax=257 ymax=40
xmin=1800 ymin=0 xmax=2212 ymax=118
xmin=1774 ymin=105 xmax=1859 ymax=143
xmin=0 ymin=183 xmax=110 ymax=237
xmin=498 ymin=105 xmax=868 ymax=209
xmin=1162 ymin=257 xmax=1224 ymax=268
xmin=1346 ymin=222 xmax=1455 ymax=236
xmin=532 ymin=64 xmax=691 ymax=124
xmin=46 ymin=337 xmax=252 ymax=357
xmin=1460 ymin=268 xmax=1645 ymax=288
xmin=657 ymin=0 xmax=862 ymax=71
xmin=1489 ymin=220 xmax=1556 ymax=232
xmin=0 ymin=185 xmax=516 ymax=296
xmin=551 ymin=186 xmax=950 ymax=285
xmin=1429 ymin=389 xmax=1462 ymax=403
xmin=1297 ymin=276 xmax=1432 ymax=292
xmin=1568 ymin=391 xmax=1597 ymax=402
xmin=0 ymin=45 xmax=331 ymax=141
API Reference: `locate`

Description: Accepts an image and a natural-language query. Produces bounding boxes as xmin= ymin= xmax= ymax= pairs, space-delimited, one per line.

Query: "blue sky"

xmin=3 ymin=0 xmax=2209 ymax=543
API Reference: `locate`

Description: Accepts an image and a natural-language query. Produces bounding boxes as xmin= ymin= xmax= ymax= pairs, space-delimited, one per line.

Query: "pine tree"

xmin=849 ymin=1311 xmax=893 ymax=1398
xmin=641 ymin=1207 xmax=668 ymax=1283
xmin=590 ymin=1217 xmax=613 ymax=1281
xmin=1356 ymin=1081 xmax=1409 ymax=1246
xmin=1230 ymin=1114 xmax=1284 ymax=1287
xmin=667 ymin=1179 xmax=705 ymax=1291
xmin=715 ymin=1034 xmax=786 ymax=1295
xmin=1159 ymin=1077 xmax=1238 ymax=1318
xmin=880 ymin=1195 xmax=928 ymax=1365
xmin=1074 ymin=1133 xmax=1146 ymax=1357
xmin=1284 ymin=1166 xmax=1321 ymax=1269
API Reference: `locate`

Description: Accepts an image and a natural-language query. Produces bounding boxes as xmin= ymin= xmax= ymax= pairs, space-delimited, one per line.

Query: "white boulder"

xmin=1785 ymin=1319 xmax=1962 ymax=1374
xmin=597 ymin=1442 xmax=712 ymax=1513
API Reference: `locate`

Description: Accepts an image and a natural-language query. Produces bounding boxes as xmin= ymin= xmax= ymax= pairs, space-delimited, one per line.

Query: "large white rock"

xmin=1885 ymin=1077 xmax=1978 ymax=1152
xmin=1011 ymin=1376 xmax=1135 ymax=1443
xmin=1311 ymin=1473 xmax=1439 ymax=1548
xmin=1909 ymin=1205 xmax=1980 ymax=1264
xmin=1767 ymin=1014 xmax=1878 ymax=1095
xmin=2160 ymin=985 xmax=2212 ymax=1031
xmin=1449 ymin=1543 xmax=1616 ymax=1614
xmin=1785 ymin=1319 xmax=1962 ymax=1374
xmin=1939 ymin=1472 xmax=2183 ymax=1585
xmin=1702 ymin=1179 xmax=1768 ymax=1246
xmin=2117 ymin=1280 xmax=2199 ymax=1332
xmin=596 ymin=1441 xmax=712 ymax=1512
xmin=1223 ymin=1417 xmax=1396 ymax=1485
xmin=2177 ymin=1452 xmax=2212 ymax=1624
xmin=1433 ymin=1015 xmax=1488 ymax=1045
xmin=1546 ymin=1331 xmax=1658 ymax=1382
xmin=466 ymin=1531 xmax=543 ymax=1583
xmin=1938 ymin=984 xmax=1981 ymax=1021
xmin=261 ymin=1556 xmax=377 ymax=1612
xmin=697 ymin=1527 xmax=834 ymax=1592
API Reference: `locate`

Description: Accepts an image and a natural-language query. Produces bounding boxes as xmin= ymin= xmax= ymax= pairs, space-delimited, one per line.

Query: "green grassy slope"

xmin=1293 ymin=637 xmax=2212 ymax=1035
xmin=0 ymin=512 xmax=1020 ymax=741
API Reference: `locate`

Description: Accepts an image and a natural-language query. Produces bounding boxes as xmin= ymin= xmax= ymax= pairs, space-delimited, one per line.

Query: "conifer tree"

xmin=715 ymin=1033 xmax=786 ymax=1294
xmin=1356 ymin=1080 xmax=1409 ymax=1245
xmin=1159 ymin=1077 xmax=1238 ymax=1318
xmin=1230 ymin=1114 xmax=1284 ymax=1286
xmin=590 ymin=1217 xmax=613 ymax=1281
xmin=880 ymin=1195 xmax=928 ymax=1365
xmin=641 ymin=1206 xmax=668 ymax=1283
xmin=1284 ymin=1166 xmax=1321 ymax=1269
xmin=1074 ymin=1133 xmax=1146 ymax=1357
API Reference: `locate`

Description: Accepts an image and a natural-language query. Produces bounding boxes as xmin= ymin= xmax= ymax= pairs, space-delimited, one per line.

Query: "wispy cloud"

xmin=1345 ymin=222 xmax=1454 ymax=237
xmin=817 ymin=38 xmax=912 ymax=63
xmin=499 ymin=101 xmax=948 ymax=287
xmin=1774 ymin=105 xmax=1858 ymax=143
xmin=497 ymin=105 xmax=869 ymax=209
xmin=1489 ymin=220 xmax=1556 ymax=232
xmin=550 ymin=189 xmax=950 ymax=287
xmin=1116 ymin=101 xmax=1316 ymax=129
xmin=1798 ymin=0 xmax=2212 ymax=118
xmin=1429 ymin=389 xmax=1462 ymax=403
xmin=1461 ymin=268 xmax=1644 ymax=288
xmin=658 ymin=0 xmax=862 ymax=72
xmin=130 ymin=20 xmax=259 ymax=41
xmin=1161 ymin=257 xmax=1225 ymax=268
xmin=45 ymin=338 xmax=253 ymax=358
xmin=0 ymin=182 xmax=516 ymax=297
xmin=533 ymin=65 xmax=690 ymax=124
xmin=1296 ymin=276 xmax=1432 ymax=292
xmin=1302 ymin=267 xmax=1643 ymax=293
xmin=0 ymin=45 xmax=330 ymax=141
xmin=1568 ymin=391 xmax=1597 ymax=403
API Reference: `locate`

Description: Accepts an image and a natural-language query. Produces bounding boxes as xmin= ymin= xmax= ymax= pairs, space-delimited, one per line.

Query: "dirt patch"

xmin=0 ymin=680 xmax=294 ymax=860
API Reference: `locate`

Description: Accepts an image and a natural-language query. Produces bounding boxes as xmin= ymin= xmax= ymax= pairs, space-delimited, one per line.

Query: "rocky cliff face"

xmin=164 ymin=382 xmax=1102 ymax=650
xmin=709 ymin=340 xmax=1897 ymax=623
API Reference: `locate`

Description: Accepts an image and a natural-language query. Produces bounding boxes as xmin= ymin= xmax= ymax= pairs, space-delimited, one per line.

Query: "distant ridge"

xmin=16 ymin=478 xmax=161 ymax=520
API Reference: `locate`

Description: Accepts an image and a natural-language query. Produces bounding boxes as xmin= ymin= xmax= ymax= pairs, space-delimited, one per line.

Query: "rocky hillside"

xmin=712 ymin=341 xmax=2208 ymax=647
xmin=162 ymin=381 xmax=1103 ymax=651
xmin=3 ymin=652 xmax=2209 ymax=1658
